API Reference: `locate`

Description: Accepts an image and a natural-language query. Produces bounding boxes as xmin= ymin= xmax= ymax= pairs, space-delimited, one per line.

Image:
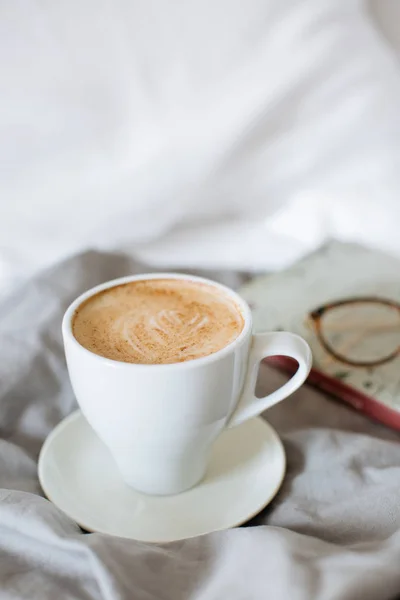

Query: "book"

xmin=239 ymin=241 xmax=400 ymax=430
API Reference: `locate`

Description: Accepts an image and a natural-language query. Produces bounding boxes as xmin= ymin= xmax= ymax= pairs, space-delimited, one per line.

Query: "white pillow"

xmin=1 ymin=0 xmax=400 ymax=289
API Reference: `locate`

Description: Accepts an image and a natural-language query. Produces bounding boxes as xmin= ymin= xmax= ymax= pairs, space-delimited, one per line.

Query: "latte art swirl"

xmin=117 ymin=309 xmax=211 ymax=362
xmin=72 ymin=279 xmax=244 ymax=364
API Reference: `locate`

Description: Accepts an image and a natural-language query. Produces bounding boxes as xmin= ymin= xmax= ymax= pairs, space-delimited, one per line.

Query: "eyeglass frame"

xmin=308 ymin=297 xmax=400 ymax=367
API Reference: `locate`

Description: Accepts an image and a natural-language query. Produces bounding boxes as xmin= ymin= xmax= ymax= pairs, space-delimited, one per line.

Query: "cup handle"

xmin=228 ymin=332 xmax=312 ymax=428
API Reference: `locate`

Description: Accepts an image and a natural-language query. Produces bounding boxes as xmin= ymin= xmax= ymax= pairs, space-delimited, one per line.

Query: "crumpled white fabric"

xmin=1 ymin=0 xmax=400 ymax=293
xmin=2 ymin=250 xmax=400 ymax=600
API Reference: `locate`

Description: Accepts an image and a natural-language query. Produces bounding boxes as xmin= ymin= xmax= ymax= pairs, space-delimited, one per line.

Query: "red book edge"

xmin=265 ymin=356 xmax=400 ymax=431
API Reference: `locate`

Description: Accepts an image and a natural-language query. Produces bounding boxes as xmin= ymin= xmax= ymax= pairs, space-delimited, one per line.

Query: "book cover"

xmin=239 ymin=241 xmax=400 ymax=430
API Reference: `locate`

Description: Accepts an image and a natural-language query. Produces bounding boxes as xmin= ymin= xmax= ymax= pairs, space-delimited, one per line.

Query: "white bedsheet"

xmin=2 ymin=249 xmax=400 ymax=600
xmin=1 ymin=0 xmax=400 ymax=296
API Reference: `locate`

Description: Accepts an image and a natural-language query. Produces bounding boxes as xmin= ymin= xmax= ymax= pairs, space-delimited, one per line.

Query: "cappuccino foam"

xmin=72 ymin=279 xmax=244 ymax=364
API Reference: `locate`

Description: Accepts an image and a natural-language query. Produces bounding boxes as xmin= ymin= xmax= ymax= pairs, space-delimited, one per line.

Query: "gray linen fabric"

xmin=1 ymin=251 xmax=400 ymax=600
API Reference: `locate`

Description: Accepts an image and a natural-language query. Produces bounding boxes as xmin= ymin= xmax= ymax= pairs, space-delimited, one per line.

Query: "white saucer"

xmin=38 ymin=411 xmax=285 ymax=543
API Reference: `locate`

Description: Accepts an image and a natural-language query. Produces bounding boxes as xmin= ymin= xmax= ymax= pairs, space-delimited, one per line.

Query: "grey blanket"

xmin=1 ymin=251 xmax=400 ymax=600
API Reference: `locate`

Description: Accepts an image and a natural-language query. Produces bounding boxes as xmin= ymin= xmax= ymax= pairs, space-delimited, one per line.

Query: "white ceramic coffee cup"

xmin=62 ymin=273 xmax=312 ymax=495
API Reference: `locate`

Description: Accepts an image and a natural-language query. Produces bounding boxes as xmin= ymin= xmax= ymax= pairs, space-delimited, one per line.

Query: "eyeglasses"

xmin=309 ymin=297 xmax=400 ymax=367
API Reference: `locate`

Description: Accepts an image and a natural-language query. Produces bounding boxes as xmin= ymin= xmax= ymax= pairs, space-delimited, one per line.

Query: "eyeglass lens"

xmin=319 ymin=302 xmax=400 ymax=364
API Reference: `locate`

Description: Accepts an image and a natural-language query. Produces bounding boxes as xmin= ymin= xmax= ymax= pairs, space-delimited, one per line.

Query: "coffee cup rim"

xmin=62 ymin=273 xmax=252 ymax=370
